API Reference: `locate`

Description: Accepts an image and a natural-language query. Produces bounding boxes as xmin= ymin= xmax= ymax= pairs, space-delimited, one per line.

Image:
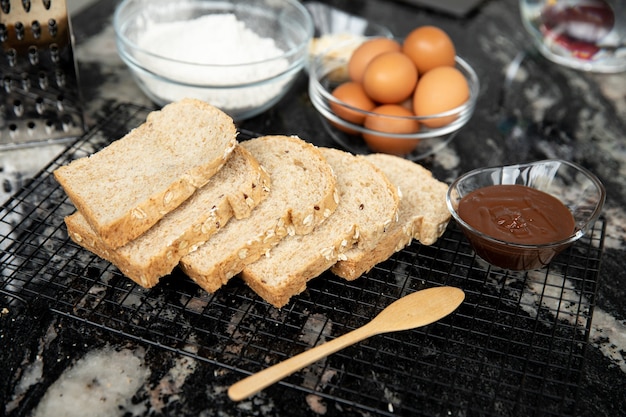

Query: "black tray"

xmin=0 ymin=103 xmax=605 ymax=417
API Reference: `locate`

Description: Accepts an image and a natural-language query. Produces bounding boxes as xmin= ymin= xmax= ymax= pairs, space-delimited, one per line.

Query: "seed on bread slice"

xmin=240 ymin=147 xmax=400 ymax=308
xmin=331 ymin=153 xmax=450 ymax=280
xmin=54 ymin=98 xmax=237 ymax=249
xmin=65 ymin=145 xmax=269 ymax=288
xmin=179 ymin=135 xmax=339 ymax=294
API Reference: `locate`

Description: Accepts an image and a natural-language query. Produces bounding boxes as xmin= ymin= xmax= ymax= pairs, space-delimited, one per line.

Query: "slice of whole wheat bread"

xmin=331 ymin=153 xmax=450 ymax=280
xmin=179 ymin=135 xmax=339 ymax=294
xmin=54 ymin=98 xmax=237 ymax=249
xmin=65 ymin=145 xmax=270 ymax=288
xmin=240 ymin=147 xmax=400 ymax=308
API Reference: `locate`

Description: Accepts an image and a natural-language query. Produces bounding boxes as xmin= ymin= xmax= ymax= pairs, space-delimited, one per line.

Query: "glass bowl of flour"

xmin=114 ymin=0 xmax=314 ymax=121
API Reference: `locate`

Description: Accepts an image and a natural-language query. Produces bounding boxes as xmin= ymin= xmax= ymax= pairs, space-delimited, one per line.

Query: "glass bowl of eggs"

xmin=308 ymin=27 xmax=479 ymax=160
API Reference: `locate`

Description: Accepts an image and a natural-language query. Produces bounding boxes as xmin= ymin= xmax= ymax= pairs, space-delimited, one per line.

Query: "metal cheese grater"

xmin=0 ymin=0 xmax=85 ymax=149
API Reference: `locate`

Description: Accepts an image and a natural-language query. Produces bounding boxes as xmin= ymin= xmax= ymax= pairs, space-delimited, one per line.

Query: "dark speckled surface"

xmin=1 ymin=0 xmax=625 ymax=416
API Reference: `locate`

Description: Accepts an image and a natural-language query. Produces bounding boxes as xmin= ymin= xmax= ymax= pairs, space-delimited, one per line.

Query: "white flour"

xmin=133 ymin=14 xmax=292 ymax=116
xmin=32 ymin=346 xmax=150 ymax=417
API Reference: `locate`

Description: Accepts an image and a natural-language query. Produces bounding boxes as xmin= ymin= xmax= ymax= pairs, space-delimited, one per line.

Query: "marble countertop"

xmin=1 ymin=0 xmax=625 ymax=416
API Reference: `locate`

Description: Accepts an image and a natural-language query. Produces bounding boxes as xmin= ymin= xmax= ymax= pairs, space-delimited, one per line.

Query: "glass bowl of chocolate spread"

xmin=446 ymin=159 xmax=605 ymax=271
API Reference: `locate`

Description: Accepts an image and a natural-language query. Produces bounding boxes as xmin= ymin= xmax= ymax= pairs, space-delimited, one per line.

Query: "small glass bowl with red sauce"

xmin=446 ymin=159 xmax=605 ymax=271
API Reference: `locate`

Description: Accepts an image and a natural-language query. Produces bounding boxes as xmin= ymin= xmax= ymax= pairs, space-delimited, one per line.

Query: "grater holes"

xmin=48 ymin=18 xmax=57 ymax=38
xmin=55 ymin=68 xmax=64 ymax=87
xmin=13 ymin=99 xmax=24 ymax=117
xmin=15 ymin=22 xmax=25 ymax=41
xmin=61 ymin=113 xmax=73 ymax=131
xmin=28 ymin=45 xmax=39 ymax=65
xmin=1 ymin=0 xmax=85 ymax=147
xmin=8 ymin=124 xmax=18 ymax=137
xmin=35 ymin=97 xmax=44 ymax=114
xmin=31 ymin=20 xmax=41 ymax=39
xmin=3 ymin=75 xmax=13 ymax=92
xmin=49 ymin=42 xmax=59 ymax=63
xmin=21 ymin=72 xmax=30 ymax=90
xmin=6 ymin=48 xmax=17 ymax=66
xmin=45 ymin=118 xmax=54 ymax=133
xmin=38 ymin=70 xmax=48 ymax=89
xmin=56 ymin=93 xmax=65 ymax=111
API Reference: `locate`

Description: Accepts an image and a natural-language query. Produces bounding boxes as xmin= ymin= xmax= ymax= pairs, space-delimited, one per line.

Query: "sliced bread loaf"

xmin=331 ymin=153 xmax=450 ymax=280
xmin=179 ymin=135 xmax=339 ymax=294
xmin=240 ymin=147 xmax=400 ymax=308
xmin=65 ymin=145 xmax=270 ymax=288
xmin=54 ymin=98 xmax=237 ymax=249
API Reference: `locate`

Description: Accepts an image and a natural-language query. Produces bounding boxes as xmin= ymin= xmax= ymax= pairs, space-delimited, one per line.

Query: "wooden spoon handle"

xmin=228 ymin=325 xmax=374 ymax=401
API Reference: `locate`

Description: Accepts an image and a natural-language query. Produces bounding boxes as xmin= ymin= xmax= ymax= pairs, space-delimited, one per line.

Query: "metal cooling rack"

xmin=0 ymin=103 xmax=605 ymax=417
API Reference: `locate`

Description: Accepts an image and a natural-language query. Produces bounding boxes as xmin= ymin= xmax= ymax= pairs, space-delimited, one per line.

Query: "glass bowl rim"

xmin=308 ymin=36 xmax=480 ymax=139
xmin=113 ymin=0 xmax=314 ymax=68
xmin=446 ymin=158 xmax=606 ymax=250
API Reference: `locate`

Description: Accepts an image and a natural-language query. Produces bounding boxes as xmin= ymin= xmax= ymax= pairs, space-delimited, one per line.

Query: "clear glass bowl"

xmin=308 ymin=36 xmax=479 ymax=161
xmin=447 ymin=159 xmax=606 ymax=270
xmin=305 ymin=2 xmax=393 ymax=72
xmin=519 ymin=0 xmax=626 ymax=73
xmin=113 ymin=0 xmax=313 ymax=121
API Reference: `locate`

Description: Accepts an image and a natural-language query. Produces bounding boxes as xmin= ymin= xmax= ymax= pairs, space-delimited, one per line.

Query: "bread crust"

xmin=54 ymin=98 xmax=238 ymax=249
xmin=65 ymin=145 xmax=270 ymax=288
xmin=240 ymin=148 xmax=400 ymax=308
xmin=179 ymin=136 xmax=339 ymax=294
xmin=331 ymin=153 xmax=450 ymax=280
xmin=58 ymin=104 xmax=451 ymax=307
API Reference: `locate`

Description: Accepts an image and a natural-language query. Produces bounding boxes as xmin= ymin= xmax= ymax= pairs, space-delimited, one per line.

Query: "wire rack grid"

xmin=0 ymin=103 xmax=605 ymax=416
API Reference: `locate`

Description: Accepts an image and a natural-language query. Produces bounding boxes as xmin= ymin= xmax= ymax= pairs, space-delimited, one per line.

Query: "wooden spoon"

xmin=228 ymin=286 xmax=465 ymax=401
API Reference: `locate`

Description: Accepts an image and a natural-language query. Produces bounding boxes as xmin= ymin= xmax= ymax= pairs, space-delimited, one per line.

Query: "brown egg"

xmin=362 ymin=51 xmax=418 ymax=104
xmin=402 ymin=26 xmax=456 ymax=75
xmin=363 ymin=104 xmax=420 ymax=155
xmin=348 ymin=37 xmax=401 ymax=83
xmin=330 ymin=81 xmax=376 ymax=134
xmin=413 ymin=66 xmax=469 ymax=129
